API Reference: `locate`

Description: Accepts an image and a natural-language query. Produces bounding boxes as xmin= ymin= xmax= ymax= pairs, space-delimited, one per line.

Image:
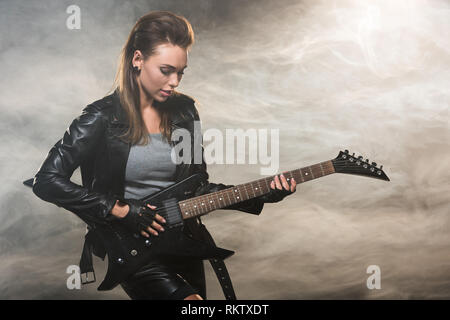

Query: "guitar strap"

xmin=209 ymin=258 xmax=237 ymax=300
xmin=204 ymin=240 xmax=236 ymax=300
xmin=79 ymin=228 xmax=97 ymax=285
xmin=197 ymin=223 xmax=237 ymax=300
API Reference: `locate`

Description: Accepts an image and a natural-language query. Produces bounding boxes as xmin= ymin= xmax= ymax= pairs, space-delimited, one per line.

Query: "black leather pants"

xmin=120 ymin=255 xmax=206 ymax=300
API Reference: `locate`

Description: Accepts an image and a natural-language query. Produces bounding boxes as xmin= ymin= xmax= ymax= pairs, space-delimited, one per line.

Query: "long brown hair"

xmin=109 ymin=11 xmax=194 ymax=145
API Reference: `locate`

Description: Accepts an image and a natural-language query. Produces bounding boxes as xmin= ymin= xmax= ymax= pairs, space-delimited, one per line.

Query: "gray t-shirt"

xmin=124 ymin=133 xmax=176 ymax=200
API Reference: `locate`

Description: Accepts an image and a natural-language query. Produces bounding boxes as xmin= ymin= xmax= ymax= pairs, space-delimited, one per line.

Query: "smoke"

xmin=0 ymin=0 xmax=448 ymax=299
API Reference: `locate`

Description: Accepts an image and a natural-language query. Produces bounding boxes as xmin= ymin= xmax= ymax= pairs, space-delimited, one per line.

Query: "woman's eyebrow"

xmin=161 ymin=64 xmax=188 ymax=70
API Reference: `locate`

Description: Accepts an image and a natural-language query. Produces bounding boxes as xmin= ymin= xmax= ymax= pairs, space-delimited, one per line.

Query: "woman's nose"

xmin=168 ymin=73 xmax=180 ymax=88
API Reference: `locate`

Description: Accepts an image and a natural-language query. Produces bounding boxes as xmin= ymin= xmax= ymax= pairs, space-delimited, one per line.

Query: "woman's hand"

xmin=270 ymin=174 xmax=297 ymax=193
xmin=138 ymin=204 xmax=166 ymax=238
xmin=111 ymin=199 xmax=166 ymax=238
xmin=261 ymin=173 xmax=297 ymax=203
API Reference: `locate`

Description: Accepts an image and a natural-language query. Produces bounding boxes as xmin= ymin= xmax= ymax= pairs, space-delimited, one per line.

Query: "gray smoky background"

xmin=0 ymin=0 xmax=448 ymax=299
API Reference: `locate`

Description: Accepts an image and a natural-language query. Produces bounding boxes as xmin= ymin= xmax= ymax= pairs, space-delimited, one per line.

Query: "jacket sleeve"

xmin=190 ymin=103 xmax=266 ymax=216
xmin=32 ymin=103 xmax=117 ymax=222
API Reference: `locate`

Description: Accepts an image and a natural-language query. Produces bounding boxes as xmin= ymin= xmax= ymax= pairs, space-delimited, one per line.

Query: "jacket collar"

xmin=110 ymin=88 xmax=190 ymax=128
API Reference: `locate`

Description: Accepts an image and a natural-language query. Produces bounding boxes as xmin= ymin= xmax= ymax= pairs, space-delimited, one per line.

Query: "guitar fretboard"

xmin=178 ymin=160 xmax=335 ymax=220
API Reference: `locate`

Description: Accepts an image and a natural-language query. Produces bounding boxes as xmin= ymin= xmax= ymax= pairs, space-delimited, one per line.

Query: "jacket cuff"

xmin=98 ymin=194 xmax=117 ymax=219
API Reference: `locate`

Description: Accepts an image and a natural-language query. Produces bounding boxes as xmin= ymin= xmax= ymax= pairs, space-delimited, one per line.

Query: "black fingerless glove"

xmin=258 ymin=188 xmax=293 ymax=203
xmin=117 ymin=198 xmax=156 ymax=234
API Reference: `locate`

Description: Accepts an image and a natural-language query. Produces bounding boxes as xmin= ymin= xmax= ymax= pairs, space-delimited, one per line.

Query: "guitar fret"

xmin=247 ymin=183 xmax=254 ymax=199
xmin=255 ymin=180 xmax=261 ymax=196
xmin=183 ymin=199 xmax=193 ymax=217
xmin=205 ymin=193 xmax=211 ymax=211
xmin=209 ymin=193 xmax=215 ymax=210
xmin=291 ymin=170 xmax=298 ymax=184
xmin=233 ymin=186 xmax=242 ymax=202
xmin=258 ymin=179 xmax=264 ymax=195
xmin=193 ymin=198 xmax=200 ymax=215
xmin=319 ymin=162 xmax=325 ymax=176
xmin=180 ymin=200 xmax=186 ymax=216
xmin=185 ymin=200 xmax=190 ymax=217
xmin=218 ymin=190 xmax=225 ymax=207
xmin=204 ymin=193 xmax=211 ymax=212
xmin=317 ymin=164 xmax=324 ymax=177
xmin=211 ymin=193 xmax=218 ymax=210
xmin=218 ymin=191 xmax=224 ymax=206
xmin=263 ymin=178 xmax=270 ymax=193
xmin=188 ymin=200 xmax=193 ymax=217
xmin=229 ymin=188 xmax=235 ymax=205
xmin=299 ymin=168 xmax=304 ymax=182
xmin=232 ymin=187 xmax=238 ymax=204
xmin=233 ymin=187 xmax=239 ymax=204
xmin=202 ymin=195 xmax=207 ymax=213
xmin=256 ymin=180 xmax=262 ymax=196
xmin=224 ymin=189 xmax=230 ymax=206
xmin=197 ymin=196 xmax=204 ymax=213
xmin=225 ymin=188 xmax=232 ymax=206
xmin=285 ymin=171 xmax=292 ymax=182
xmin=209 ymin=193 xmax=215 ymax=211
xmin=308 ymin=166 xmax=315 ymax=179
xmin=243 ymin=183 xmax=250 ymax=201
xmin=241 ymin=185 xmax=247 ymax=201
xmin=290 ymin=171 xmax=296 ymax=181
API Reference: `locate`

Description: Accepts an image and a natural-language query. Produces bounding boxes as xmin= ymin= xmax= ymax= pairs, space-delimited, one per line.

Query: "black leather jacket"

xmin=32 ymin=89 xmax=269 ymax=241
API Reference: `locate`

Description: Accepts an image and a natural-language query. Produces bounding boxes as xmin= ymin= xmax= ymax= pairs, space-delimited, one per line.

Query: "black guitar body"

xmin=93 ymin=172 xmax=234 ymax=291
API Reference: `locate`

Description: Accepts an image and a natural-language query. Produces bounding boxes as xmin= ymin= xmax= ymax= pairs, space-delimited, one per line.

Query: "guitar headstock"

xmin=332 ymin=150 xmax=390 ymax=181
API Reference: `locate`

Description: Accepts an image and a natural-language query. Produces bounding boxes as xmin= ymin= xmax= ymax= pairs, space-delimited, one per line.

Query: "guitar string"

xmin=154 ymin=173 xmax=383 ymax=216
xmin=148 ymin=160 xmax=384 ymax=216
xmin=153 ymin=171 xmax=381 ymax=213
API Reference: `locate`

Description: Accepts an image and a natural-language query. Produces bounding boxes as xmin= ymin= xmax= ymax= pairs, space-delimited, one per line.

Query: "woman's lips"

xmin=160 ymin=90 xmax=172 ymax=97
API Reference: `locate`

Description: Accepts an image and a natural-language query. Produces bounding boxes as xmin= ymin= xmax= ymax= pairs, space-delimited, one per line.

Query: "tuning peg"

xmin=352 ymin=153 xmax=355 ymax=157
xmin=344 ymin=149 xmax=349 ymax=154
xmin=380 ymin=165 xmax=383 ymax=170
xmin=366 ymin=159 xmax=369 ymax=163
xmin=372 ymin=162 xmax=377 ymax=167
xmin=358 ymin=156 xmax=363 ymax=160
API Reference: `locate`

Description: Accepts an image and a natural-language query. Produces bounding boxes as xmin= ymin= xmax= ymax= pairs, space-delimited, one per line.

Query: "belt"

xmin=79 ymin=225 xmax=237 ymax=300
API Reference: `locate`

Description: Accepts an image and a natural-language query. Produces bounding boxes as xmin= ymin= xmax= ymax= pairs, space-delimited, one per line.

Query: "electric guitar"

xmin=24 ymin=149 xmax=389 ymax=290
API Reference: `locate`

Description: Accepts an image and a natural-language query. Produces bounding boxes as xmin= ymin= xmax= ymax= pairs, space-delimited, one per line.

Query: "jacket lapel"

xmin=106 ymin=91 xmax=131 ymax=198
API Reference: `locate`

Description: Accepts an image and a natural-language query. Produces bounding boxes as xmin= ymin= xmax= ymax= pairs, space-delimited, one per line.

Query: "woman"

xmin=32 ymin=11 xmax=296 ymax=300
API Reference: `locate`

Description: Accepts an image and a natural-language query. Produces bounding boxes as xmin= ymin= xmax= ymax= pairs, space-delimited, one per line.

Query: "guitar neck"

xmin=178 ymin=160 xmax=335 ymax=220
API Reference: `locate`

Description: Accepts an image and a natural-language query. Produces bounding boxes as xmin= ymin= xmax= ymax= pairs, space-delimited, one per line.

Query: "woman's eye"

xmin=160 ymin=68 xmax=184 ymax=76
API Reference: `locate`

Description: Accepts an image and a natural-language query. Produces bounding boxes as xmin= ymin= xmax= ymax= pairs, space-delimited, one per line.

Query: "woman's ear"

xmin=132 ymin=49 xmax=144 ymax=68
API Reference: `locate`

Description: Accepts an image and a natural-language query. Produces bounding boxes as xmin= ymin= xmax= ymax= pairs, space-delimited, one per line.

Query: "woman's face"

xmin=133 ymin=43 xmax=188 ymax=104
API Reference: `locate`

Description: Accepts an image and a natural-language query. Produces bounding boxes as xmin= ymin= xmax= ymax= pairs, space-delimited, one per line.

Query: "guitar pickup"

xmin=160 ymin=198 xmax=183 ymax=228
